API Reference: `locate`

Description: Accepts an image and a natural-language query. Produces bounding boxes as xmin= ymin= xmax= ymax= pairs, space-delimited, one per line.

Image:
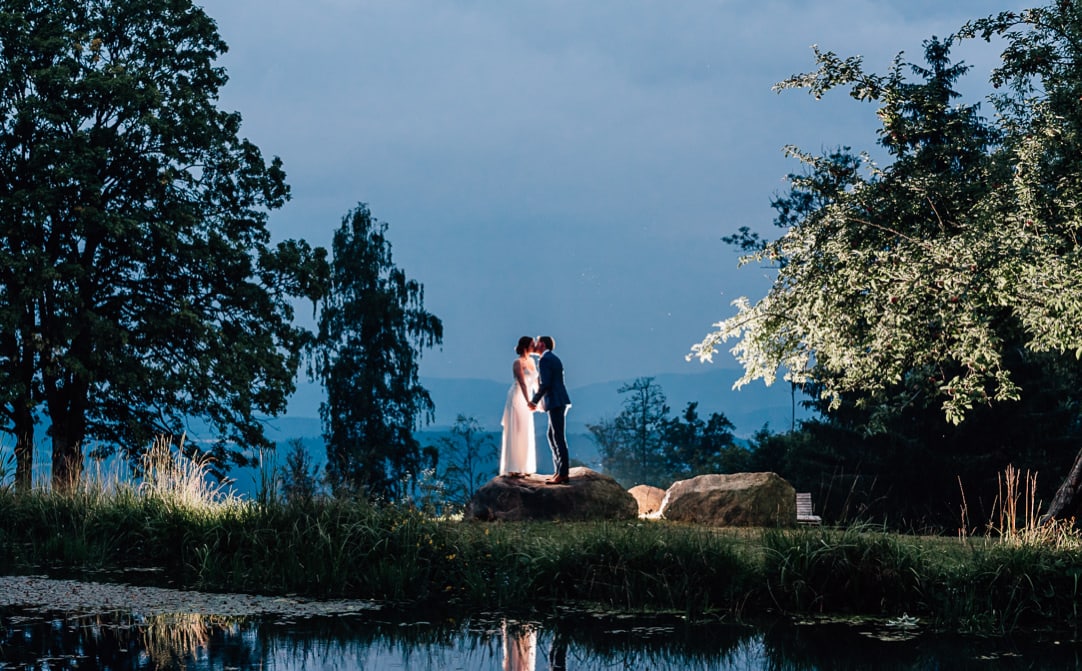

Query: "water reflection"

xmin=503 ymin=620 xmax=537 ymax=670
xmin=501 ymin=620 xmax=571 ymax=671
xmin=1 ymin=608 xmax=1080 ymax=670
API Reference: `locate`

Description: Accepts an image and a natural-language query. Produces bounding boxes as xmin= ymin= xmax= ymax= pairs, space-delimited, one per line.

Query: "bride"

xmin=500 ymin=336 xmax=538 ymax=477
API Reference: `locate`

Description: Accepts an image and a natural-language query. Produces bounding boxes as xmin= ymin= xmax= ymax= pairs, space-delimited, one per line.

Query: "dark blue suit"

xmin=532 ymin=350 xmax=572 ymax=477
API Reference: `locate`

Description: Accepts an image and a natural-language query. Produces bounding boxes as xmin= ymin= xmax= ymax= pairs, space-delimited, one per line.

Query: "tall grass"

xmin=137 ymin=435 xmax=238 ymax=509
xmin=760 ymin=523 xmax=927 ymax=615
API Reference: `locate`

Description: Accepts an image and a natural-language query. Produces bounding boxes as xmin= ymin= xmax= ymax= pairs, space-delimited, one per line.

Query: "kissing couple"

xmin=499 ymin=335 xmax=572 ymax=485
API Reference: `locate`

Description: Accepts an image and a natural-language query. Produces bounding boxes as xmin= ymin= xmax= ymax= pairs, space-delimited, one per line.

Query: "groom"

xmin=529 ymin=336 xmax=572 ymax=484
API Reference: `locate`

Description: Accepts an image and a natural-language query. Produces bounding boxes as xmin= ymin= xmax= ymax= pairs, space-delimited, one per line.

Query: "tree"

xmin=0 ymin=0 xmax=326 ymax=490
xmin=662 ymin=402 xmax=747 ymax=478
xmin=731 ymin=36 xmax=1082 ymax=526
xmin=316 ymin=203 xmax=442 ymax=500
xmin=702 ymin=38 xmax=1005 ymax=423
xmin=691 ymin=4 xmax=1082 ymax=520
xmin=961 ymin=3 xmax=1082 ymax=519
xmin=279 ymin=438 xmax=321 ymax=505
xmin=438 ymin=414 xmax=498 ymax=507
xmin=589 ymin=377 xmax=670 ymax=486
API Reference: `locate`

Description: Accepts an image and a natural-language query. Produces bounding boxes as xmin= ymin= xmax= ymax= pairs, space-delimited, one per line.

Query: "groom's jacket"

xmin=532 ymin=351 xmax=571 ymax=410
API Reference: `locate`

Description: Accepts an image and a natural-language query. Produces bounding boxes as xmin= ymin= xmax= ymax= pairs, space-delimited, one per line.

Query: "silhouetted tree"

xmin=590 ymin=377 xmax=670 ymax=486
xmin=315 ymin=203 xmax=442 ymax=500
xmin=0 ymin=0 xmax=326 ymax=490
xmin=279 ymin=438 xmax=320 ymax=505
xmin=663 ymin=402 xmax=748 ymax=478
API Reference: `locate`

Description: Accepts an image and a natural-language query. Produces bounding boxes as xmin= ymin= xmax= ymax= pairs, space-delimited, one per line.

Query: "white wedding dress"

xmin=500 ymin=360 xmax=537 ymax=475
xmin=502 ymin=621 xmax=537 ymax=671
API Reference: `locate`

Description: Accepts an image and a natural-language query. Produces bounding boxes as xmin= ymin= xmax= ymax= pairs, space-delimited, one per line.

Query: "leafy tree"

xmin=315 ymin=203 xmax=442 ymax=500
xmin=692 ymin=4 xmax=1082 ymax=520
xmin=703 ymin=38 xmax=1005 ymax=423
xmin=0 ymin=0 xmax=326 ymax=490
xmin=438 ymin=414 xmax=498 ymax=507
xmin=746 ymin=37 xmax=1080 ymax=527
xmin=662 ymin=402 xmax=747 ymax=478
xmin=958 ymin=3 xmax=1082 ymax=519
xmin=589 ymin=377 xmax=670 ymax=486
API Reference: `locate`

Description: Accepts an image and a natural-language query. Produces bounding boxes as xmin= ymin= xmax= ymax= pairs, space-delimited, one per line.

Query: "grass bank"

xmin=2 ymin=482 xmax=1082 ymax=635
xmin=1 ymin=448 xmax=1079 ymax=634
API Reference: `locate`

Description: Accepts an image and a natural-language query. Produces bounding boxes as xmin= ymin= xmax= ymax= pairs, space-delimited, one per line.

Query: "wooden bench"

xmin=796 ymin=492 xmax=822 ymax=525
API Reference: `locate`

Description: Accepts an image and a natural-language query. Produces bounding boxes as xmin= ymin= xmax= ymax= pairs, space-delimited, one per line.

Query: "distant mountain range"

xmin=273 ymin=366 xmax=808 ymax=440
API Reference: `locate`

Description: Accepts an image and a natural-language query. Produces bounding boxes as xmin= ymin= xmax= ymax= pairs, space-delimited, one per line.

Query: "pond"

xmin=0 ymin=577 xmax=1079 ymax=670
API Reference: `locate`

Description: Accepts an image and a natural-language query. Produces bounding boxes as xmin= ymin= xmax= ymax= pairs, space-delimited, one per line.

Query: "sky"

xmin=197 ymin=0 xmax=1030 ymax=389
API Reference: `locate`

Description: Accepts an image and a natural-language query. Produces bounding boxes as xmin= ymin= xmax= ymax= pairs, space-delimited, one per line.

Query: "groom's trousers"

xmin=546 ymin=406 xmax=570 ymax=477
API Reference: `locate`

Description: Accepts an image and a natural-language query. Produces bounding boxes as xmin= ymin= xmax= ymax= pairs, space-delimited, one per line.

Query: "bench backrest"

xmin=796 ymin=492 xmax=821 ymax=525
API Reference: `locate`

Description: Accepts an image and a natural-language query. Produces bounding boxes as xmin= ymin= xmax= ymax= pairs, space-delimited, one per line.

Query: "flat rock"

xmin=628 ymin=484 xmax=666 ymax=517
xmin=659 ymin=472 xmax=796 ymax=527
xmin=466 ymin=467 xmax=638 ymax=522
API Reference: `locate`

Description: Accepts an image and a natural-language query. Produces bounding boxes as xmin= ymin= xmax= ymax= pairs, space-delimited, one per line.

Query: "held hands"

xmin=528 ymin=402 xmax=537 ymax=411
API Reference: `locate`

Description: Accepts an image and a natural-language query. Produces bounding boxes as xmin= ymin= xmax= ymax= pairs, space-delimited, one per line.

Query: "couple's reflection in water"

xmin=9 ymin=602 xmax=1079 ymax=670
xmin=503 ymin=620 xmax=566 ymax=671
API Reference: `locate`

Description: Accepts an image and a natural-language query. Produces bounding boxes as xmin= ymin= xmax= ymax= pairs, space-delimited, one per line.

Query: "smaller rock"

xmin=628 ymin=484 xmax=666 ymax=517
xmin=466 ymin=467 xmax=638 ymax=522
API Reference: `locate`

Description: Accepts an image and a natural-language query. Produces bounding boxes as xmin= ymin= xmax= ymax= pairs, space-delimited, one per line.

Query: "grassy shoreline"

xmin=1 ymin=485 xmax=1081 ymax=635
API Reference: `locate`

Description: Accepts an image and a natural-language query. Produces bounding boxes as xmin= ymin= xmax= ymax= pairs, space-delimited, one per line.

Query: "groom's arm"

xmin=531 ymin=356 xmax=552 ymax=405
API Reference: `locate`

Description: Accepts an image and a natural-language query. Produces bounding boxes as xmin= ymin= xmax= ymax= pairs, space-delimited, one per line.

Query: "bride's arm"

xmin=513 ymin=359 xmax=530 ymax=402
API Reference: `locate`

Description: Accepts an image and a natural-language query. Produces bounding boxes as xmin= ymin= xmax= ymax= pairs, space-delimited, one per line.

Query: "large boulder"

xmin=628 ymin=484 xmax=666 ymax=517
xmin=659 ymin=472 xmax=796 ymax=527
xmin=466 ymin=467 xmax=638 ymax=522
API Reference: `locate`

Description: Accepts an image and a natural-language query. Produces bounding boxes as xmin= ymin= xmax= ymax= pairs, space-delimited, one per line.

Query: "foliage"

xmin=0 ymin=0 xmax=327 ymax=490
xmin=748 ymin=395 xmax=1081 ymax=531
xmin=437 ymin=414 xmax=497 ymax=508
xmin=591 ymin=378 xmax=748 ymax=487
xmin=692 ymin=37 xmax=1015 ymax=426
xmin=662 ymin=402 xmax=746 ymax=479
xmin=693 ymin=3 xmax=1082 ymax=520
xmin=693 ymin=7 xmax=1082 ymax=421
xmin=315 ymin=203 xmax=442 ymax=500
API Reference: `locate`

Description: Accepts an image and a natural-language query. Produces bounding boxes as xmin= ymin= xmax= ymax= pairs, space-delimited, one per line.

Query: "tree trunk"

xmin=12 ymin=405 xmax=34 ymax=492
xmin=46 ymin=381 xmax=89 ymax=494
xmin=50 ymin=432 xmax=83 ymax=494
xmin=6 ymin=313 xmax=38 ymax=491
xmin=1042 ymin=444 xmax=1082 ymax=522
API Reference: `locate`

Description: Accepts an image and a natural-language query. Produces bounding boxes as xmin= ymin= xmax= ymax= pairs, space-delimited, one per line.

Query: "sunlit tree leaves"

xmin=693 ymin=3 xmax=1082 ymax=519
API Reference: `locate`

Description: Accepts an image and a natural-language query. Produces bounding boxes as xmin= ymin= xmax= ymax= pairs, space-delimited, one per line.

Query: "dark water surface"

xmin=3 ymin=607 xmax=1081 ymax=670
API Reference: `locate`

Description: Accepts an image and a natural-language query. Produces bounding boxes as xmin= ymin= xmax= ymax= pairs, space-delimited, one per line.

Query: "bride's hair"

xmin=515 ymin=336 xmax=534 ymax=356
